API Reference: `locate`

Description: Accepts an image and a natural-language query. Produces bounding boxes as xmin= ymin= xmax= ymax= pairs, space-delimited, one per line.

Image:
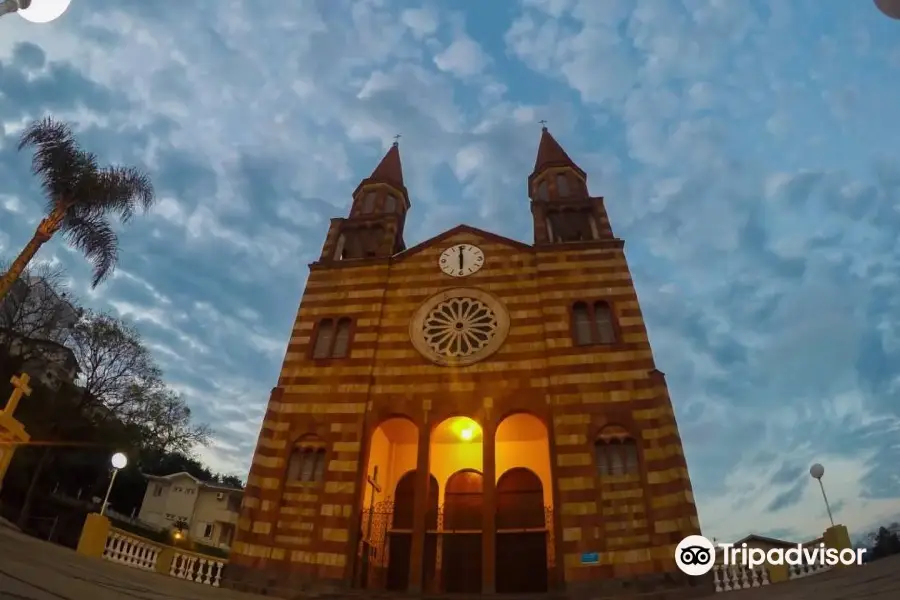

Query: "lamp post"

xmin=100 ymin=452 xmax=127 ymax=516
xmin=0 ymin=0 xmax=31 ymax=18
xmin=876 ymin=0 xmax=900 ymax=19
xmin=809 ymin=463 xmax=835 ymax=527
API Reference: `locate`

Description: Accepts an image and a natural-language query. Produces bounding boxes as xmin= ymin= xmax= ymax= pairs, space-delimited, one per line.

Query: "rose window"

xmin=410 ymin=288 xmax=510 ymax=366
xmin=422 ymin=297 xmax=498 ymax=358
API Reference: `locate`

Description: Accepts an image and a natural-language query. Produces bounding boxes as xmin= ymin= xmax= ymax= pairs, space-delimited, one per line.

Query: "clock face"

xmin=439 ymin=244 xmax=485 ymax=277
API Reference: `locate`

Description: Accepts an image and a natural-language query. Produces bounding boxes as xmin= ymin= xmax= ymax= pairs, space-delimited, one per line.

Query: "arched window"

xmin=384 ymin=195 xmax=397 ymax=212
xmin=571 ymin=302 xmax=593 ymax=345
xmin=333 ymin=234 xmax=347 ymax=260
xmin=332 ymin=318 xmax=352 ymax=358
xmin=312 ymin=317 xmax=355 ymax=359
xmin=556 ymin=174 xmax=570 ymax=197
xmin=593 ymin=301 xmax=616 ymax=344
xmin=537 ymin=181 xmax=549 ymax=201
xmin=312 ymin=319 xmax=334 ymax=358
xmin=569 ymin=301 xmax=616 ymax=346
xmin=287 ymin=436 xmax=327 ymax=483
xmin=362 ymin=192 xmax=376 ymax=213
xmin=594 ymin=426 xmax=640 ymax=477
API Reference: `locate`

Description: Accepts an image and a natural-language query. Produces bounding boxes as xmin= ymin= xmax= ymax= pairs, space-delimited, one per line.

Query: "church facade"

xmin=224 ymin=129 xmax=708 ymax=598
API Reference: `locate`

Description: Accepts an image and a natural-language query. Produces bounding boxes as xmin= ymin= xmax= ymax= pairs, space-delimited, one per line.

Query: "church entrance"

xmin=495 ymin=467 xmax=548 ymax=593
xmin=441 ymin=469 xmax=483 ymax=594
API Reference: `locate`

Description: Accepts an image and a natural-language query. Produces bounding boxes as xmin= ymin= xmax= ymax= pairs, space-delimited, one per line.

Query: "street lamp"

xmin=100 ymin=452 xmax=127 ymax=516
xmin=876 ymin=0 xmax=900 ymax=19
xmin=809 ymin=463 xmax=835 ymax=527
xmin=0 ymin=0 xmax=31 ymax=18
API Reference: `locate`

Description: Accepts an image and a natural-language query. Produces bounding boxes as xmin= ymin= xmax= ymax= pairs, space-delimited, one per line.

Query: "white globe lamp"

xmin=809 ymin=462 xmax=835 ymax=527
xmin=100 ymin=452 xmax=128 ymax=516
xmin=876 ymin=0 xmax=900 ymax=19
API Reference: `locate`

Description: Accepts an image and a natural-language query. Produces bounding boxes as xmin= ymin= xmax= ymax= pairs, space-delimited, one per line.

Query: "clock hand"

xmin=458 ymin=246 xmax=464 ymax=270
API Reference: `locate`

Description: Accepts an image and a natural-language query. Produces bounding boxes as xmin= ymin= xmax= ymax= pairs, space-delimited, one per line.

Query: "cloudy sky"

xmin=2 ymin=0 xmax=900 ymax=544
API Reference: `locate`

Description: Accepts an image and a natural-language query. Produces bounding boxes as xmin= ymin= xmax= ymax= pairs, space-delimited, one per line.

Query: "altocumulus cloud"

xmin=1 ymin=0 xmax=900 ymax=543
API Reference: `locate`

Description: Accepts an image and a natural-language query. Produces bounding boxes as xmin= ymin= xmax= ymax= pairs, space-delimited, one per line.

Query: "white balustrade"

xmin=788 ymin=562 xmax=832 ymax=580
xmin=169 ymin=550 xmax=226 ymax=587
xmin=102 ymin=530 xmax=161 ymax=571
xmin=712 ymin=564 xmax=770 ymax=592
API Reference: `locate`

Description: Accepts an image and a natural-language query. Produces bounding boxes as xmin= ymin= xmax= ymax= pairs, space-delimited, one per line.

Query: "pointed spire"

xmin=369 ymin=140 xmax=404 ymax=189
xmin=353 ymin=138 xmax=409 ymax=205
xmin=532 ymin=126 xmax=585 ymax=180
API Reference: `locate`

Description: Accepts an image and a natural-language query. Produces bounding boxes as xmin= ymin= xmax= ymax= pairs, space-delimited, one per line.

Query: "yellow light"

xmin=173 ymin=531 xmax=183 ymax=540
xmin=460 ymin=427 xmax=474 ymax=441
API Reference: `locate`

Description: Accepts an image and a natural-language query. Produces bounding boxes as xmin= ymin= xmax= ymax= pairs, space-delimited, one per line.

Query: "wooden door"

xmin=386 ymin=470 xmax=416 ymax=590
xmin=495 ymin=468 xmax=548 ymax=593
xmin=442 ymin=469 xmax=484 ymax=593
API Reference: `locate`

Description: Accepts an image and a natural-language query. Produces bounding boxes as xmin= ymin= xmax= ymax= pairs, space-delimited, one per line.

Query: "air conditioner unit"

xmin=216 ymin=492 xmax=225 ymax=500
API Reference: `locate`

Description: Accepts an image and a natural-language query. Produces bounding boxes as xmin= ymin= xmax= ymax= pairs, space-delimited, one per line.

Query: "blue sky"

xmin=2 ymin=0 xmax=900 ymax=544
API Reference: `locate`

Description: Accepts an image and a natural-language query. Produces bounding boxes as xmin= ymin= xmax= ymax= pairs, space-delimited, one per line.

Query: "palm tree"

xmin=0 ymin=118 xmax=155 ymax=302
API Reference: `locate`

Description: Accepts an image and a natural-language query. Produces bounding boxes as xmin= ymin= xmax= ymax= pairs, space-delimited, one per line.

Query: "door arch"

xmin=442 ymin=469 xmax=483 ymax=593
xmin=496 ymin=467 xmax=548 ymax=593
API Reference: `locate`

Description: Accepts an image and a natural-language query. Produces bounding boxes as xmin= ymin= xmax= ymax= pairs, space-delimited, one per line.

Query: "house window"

xmin=173 ymin=486 xmax=183 ymax=493
xmin=186 ymin=489 xmax=195 ymax=495
xmin=203 ymin=523 xmax=213 ymax=539
xmin=571 ymin=301 xmax=616 ymax=346
xmin=286 ymin=435 xmax=327 ymax=484
xmin=152 ymin=485 xmax=163 ymax=497
xmin=362 ymin=192 xmax=376 ymax=213
xmin=536 ymin=181 xmax=549 ymax=201
xmin=311 ymin=317 xmax=353 ymax=359
xmin=335 ymin=226 xmax=384 ymax=259
xmin=594 ymin=426 xmax=640 ymax=477
xmin=384 ymin=195 xmax=397 ymax=212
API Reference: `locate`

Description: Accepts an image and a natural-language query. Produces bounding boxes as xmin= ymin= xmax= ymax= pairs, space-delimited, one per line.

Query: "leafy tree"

xmin=871 ymin=526 xmax=900 ymax=560
xmin=0 ymin=117 xmax=155 ymax=303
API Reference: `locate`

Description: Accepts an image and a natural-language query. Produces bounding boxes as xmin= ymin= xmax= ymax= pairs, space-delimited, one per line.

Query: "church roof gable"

xmin=394 ymin=224 xmax=532 ymax=262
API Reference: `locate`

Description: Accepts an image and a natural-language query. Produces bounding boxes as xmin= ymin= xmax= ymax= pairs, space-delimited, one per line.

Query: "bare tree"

xmin=67 ymin=310 xmax=161 ymax=410
xmin=117 ymin=381 xmax=212 ymax=454
xmin=0 ymin=260 xmax=81 ymax=362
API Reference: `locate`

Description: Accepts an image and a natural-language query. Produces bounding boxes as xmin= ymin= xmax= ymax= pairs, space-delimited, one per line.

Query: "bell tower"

xmin=529 ymin=126 xmax=617 ymax=246
xmin=319 ymin=141 xmax=410 ymax=262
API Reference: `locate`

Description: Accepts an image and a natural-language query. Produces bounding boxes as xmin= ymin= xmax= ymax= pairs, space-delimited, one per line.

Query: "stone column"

xmin=482 ymin=420 xmax=497 ymax=593
xmin=407 ymin=424 xmax=432 ymax=592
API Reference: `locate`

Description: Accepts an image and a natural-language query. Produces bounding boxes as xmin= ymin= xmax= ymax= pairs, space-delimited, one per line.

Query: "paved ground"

xmin=0 ymin=524 xmax=898 ymax=599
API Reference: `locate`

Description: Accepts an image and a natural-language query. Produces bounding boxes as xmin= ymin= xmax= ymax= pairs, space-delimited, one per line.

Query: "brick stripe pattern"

xmin=228 ymin=227 xmax=701 ymax=590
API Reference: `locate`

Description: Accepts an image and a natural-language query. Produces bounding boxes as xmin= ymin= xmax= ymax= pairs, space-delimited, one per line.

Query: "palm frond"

xmin=86 ymin=165 xmax=156 ymax=222
xmin=18 ymin=118 xmax=83 ymax=202
xmin=61 ymin=210 xmax=119 ymax=287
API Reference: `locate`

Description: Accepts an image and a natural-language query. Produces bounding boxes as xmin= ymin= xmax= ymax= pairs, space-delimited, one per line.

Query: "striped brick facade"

xmin=224 ymin=131 xmax=706 ymax=598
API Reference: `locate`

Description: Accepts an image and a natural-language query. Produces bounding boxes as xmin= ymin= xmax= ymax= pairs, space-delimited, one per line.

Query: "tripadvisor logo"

xmin=674 ymin=535 xmax=866 ymax=576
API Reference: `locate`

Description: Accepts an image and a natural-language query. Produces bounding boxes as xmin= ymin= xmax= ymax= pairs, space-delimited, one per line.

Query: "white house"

xmin=137 ymin=472 xmax=242 ymax=549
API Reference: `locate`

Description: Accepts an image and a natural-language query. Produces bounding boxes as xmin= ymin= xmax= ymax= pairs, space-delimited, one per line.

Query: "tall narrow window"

xmin=332 ymin=318 xmax=352 ymax=358
xmin=571 ymin=302 xmax=593 ymax=345
xmin=362 ymin=192 xmax=376 ymax=213
xmin=622 ymin=439 xmax=639 ymax=474
xmin=384 ymin=195 xmax=397 ymax=212
xmin=334 ymin=234 xmax=347 ymax=260
xmin=593 ymin=301 xmax=616 ymax=344
xmin=545 ymin=216 xmax=555 ymax=243
xmin=312 ymin=319 xmax=335 ymax=358
xmin=594 ymin=426 xmax=640 ymax=478
xmin=556 ymin=174 xmax=570 ymax=197
xmin=299 ymin=450 xmax=317 ymax=481
xmin=537 ymin=181 xmax=549 ymax=201
xmin=312 ymin=449 xmax=326 ymax=481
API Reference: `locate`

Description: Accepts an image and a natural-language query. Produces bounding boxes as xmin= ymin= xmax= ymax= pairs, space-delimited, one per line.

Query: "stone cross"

xmin=539 ymin=119 xmax=548 ymax=127
xmin=3 ymin=372 xmax=31 ymax=416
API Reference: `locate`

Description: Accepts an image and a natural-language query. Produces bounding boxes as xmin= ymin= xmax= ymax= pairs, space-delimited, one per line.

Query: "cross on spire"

xmin=392 ymin=134 xmax=401 ymax=147
xmin=539 ymin=119 xmax=548 ymax=130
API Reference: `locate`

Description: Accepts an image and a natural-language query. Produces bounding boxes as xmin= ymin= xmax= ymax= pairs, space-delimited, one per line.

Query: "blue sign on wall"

xmin=580 ymin=552 xmax=599 ymax=565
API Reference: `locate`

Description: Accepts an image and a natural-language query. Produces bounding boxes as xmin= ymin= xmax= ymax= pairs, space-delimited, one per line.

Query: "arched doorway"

xmin=385 ymin=471 xmax=439 ymax=590
xmin=495 ymin=467 xmax=548 ymax=593
xmin=356 ymin=417 xmax=418 ymax=590
xmin=442 ymin=469 xmax=484 ymax=593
